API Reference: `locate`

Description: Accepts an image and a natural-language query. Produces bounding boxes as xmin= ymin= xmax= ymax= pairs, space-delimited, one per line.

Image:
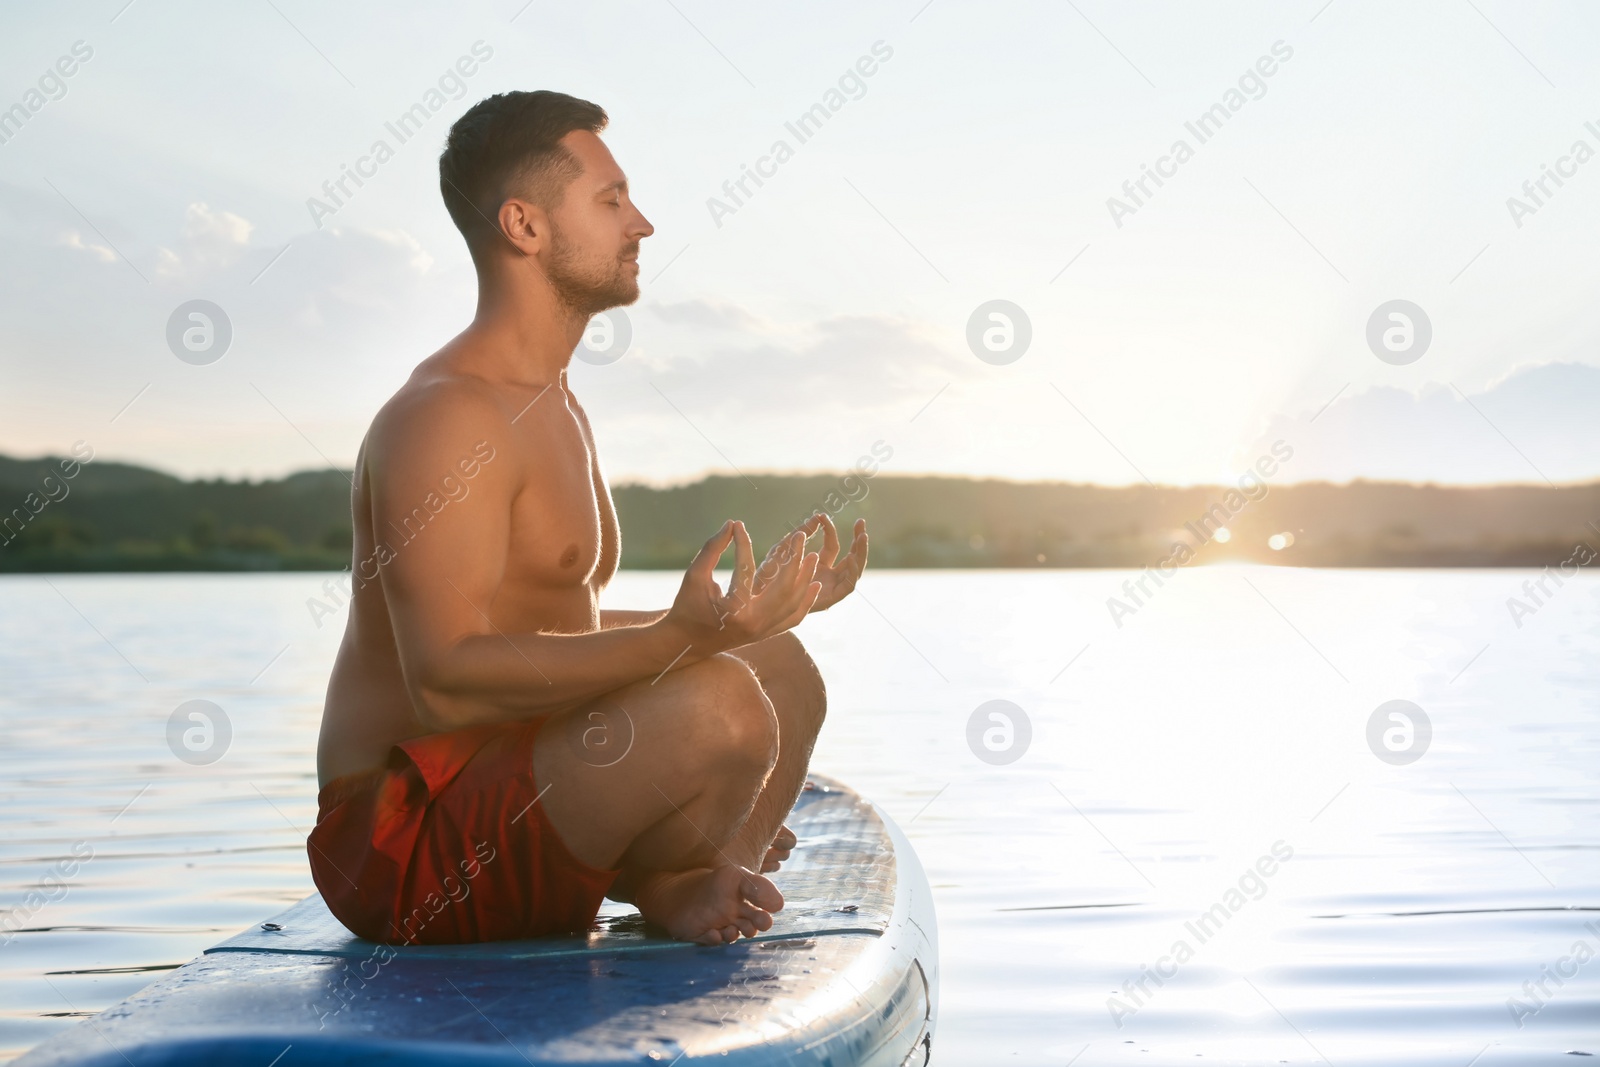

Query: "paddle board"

xmin=18 ymin=774 xmax=937 ymax=1066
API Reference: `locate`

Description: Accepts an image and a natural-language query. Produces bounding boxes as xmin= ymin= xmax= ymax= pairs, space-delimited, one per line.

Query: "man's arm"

xmin=600 ymin=609 xmax=668 ymax=629
xmin=367 ymin=383 xmax=820 ymax=732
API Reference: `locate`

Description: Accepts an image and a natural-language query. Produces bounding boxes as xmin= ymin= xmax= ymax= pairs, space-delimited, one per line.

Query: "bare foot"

xmin=761 ymin=824 xmax=797 ymax=874
xmin=635 ymin=865 xmax=784 ymax=945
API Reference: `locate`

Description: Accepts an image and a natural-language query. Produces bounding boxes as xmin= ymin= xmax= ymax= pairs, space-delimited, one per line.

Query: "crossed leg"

xmin=724 ymin=632 xmax=826 ymax=871
xmin=532 ymin=631 xmax=826 ymax=944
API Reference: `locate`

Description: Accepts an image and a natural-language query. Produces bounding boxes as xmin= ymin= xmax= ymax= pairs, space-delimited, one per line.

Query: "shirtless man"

xmin=308 ymin=91 xmax=868 ymax=949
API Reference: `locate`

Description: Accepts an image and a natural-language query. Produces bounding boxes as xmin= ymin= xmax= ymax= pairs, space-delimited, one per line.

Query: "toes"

xmin=735 ymin=918 xmax=758 ymax=939
xmin=738 ymin=901 xmax=774 ymax=933
xmin=719 ymin=924 xmax=740 ymax=944
xmin=739 ymin=869 xmax=785 ymax=913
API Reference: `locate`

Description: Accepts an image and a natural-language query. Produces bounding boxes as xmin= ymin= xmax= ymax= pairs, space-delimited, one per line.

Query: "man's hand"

xmin=665 ymin=520 xmax=821 ymax=656
xmin=754 ymin=513 xmax=868 ymax=614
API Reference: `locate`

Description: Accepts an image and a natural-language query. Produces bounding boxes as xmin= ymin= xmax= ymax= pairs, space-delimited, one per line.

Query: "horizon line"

xmin=2 ymin=450 xmax=1597 ymax=493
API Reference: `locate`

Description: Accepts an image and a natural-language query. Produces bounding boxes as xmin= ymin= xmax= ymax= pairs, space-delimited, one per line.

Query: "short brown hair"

xmin=439 ymin=90 xmax=607 ymax=247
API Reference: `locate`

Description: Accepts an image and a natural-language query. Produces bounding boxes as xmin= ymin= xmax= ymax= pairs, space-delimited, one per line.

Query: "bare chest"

xmin=499 ymin=395 xmax=620 ymax=609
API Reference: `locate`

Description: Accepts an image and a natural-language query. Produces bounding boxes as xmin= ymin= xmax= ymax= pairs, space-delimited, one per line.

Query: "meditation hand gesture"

xmin=754 ymin=513 xmax=868 ymax=614
xmin=667 ymin=520 xmax=820 ymax=654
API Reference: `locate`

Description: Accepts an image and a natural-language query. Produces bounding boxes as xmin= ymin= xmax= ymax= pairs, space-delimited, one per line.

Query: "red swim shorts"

xmin=307 ymin=718 xmax=619 ymax=945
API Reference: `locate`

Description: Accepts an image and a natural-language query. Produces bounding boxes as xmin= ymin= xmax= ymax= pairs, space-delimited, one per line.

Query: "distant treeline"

xmin=1 ymin=450 xmax=1597 ymax=572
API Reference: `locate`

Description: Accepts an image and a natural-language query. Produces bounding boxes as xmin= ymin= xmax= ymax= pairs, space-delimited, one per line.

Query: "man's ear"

xmin=495 ymin=196 xmax=549 ymax=257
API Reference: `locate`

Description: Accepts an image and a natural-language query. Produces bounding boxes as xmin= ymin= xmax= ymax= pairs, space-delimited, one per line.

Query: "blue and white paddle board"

xmin=19 ymin=775 xmax=937 ymax=1066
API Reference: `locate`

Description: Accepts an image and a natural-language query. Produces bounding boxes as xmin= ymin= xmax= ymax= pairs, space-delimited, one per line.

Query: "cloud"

xmin=1250 ymin=361 xmax=1600 ymax=485
xmin=566 ymin=304 xmax=976 ymax=481
xmin=59 ymin=230 xmax=115 ymax=263
xmin=154 ymin=202 xmax=254 ymax=280
xmin=0 ymin=174 xmax=473 ymax=473
xmin=365 ymin=228 xmax=434 ymax=274
xmin=610 ymin=308 xmax=974 ymax=416
xmin=646 ymin=299 xmax=766 ymax=332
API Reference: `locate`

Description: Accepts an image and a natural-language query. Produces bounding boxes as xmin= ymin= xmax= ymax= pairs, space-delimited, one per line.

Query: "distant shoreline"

xmin=3 ymin=452 xmax=1598 ymax=574
xmin=0 ymin=548 xmax=1592 ymax=573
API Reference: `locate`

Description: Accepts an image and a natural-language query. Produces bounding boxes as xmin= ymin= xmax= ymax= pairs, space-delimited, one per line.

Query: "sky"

xmin=1 ymin=0 xmax=1598 ymax=487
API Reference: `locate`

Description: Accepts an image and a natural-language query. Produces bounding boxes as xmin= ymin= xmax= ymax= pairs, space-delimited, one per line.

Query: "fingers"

xmin=794 ymin=545 xmax=820 ymax=593
xmin=776 ymin=555 xmax=821 ymax=623
xmin=732 ymin=520 xmax=755 ymax=600
xmin=846 ymin=520 xmax=868 ymax=574
xmin=753 ymin=538 xmax=782 ymax=593
xmin=774 ymin=581 xmax=821 ymax=633
xmin=816 ymin=512 xmax=841 ymax=569
xmin=764 ymin=532 xmax=808 ymax=599
xmin=721 ymin=525 xmax=828 ymax=640
xmin=825 ymin=521 xmax=869 ymax=603
xmin=791 ymin=512 xmax=824 ymax=543
xmin=754 ymin=528 xmax=795 ymax=590
xmin=689 ymin=520 xmax=736 ymax=584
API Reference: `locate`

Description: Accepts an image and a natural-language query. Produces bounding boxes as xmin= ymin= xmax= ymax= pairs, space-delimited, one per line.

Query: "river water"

xmin=1 ymin=568 xmax=1595 ymax=1064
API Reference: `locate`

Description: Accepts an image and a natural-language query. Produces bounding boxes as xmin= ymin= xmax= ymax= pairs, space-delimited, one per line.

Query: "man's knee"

xmin=752 ymin=632 xmax=826 ymax=735
xmin=684 ymin=653 xmax=778 ymax=771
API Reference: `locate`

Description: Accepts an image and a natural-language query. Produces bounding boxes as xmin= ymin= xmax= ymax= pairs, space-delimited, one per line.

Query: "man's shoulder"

xmin=373 ymin=361 xmax=516 ymax=437
xmin=366 ymin=368 xmax=516 ymax=476
xmin=378 ymin=366 xmax=507 ymax=430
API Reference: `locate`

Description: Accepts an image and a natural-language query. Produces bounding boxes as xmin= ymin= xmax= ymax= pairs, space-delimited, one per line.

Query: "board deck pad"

xmin=209 ymin=778 xmax=893 ymax=962
xmin=19 ymin=775 xmax=937 ymax=1067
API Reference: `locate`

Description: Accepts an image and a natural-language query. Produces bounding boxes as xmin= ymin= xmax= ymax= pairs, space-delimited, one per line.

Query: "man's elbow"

xmin=408 ymin=660 xmax=467 ymax=733
xmin=412 ymin=690 xmax=475 ymax=734
xmin=406 ymin=643 xmax=473 ymax=735
xmin=412 ymin=700 xmax=455 ymax=734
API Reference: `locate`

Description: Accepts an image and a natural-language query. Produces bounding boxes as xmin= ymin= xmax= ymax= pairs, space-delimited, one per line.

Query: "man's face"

xmin=543 ymin=130 xmax=653 ymax=316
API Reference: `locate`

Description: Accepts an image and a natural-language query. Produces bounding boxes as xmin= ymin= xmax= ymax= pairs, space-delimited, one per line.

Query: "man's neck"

xmin=466 ymin=261 xmax=587 ymax=387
